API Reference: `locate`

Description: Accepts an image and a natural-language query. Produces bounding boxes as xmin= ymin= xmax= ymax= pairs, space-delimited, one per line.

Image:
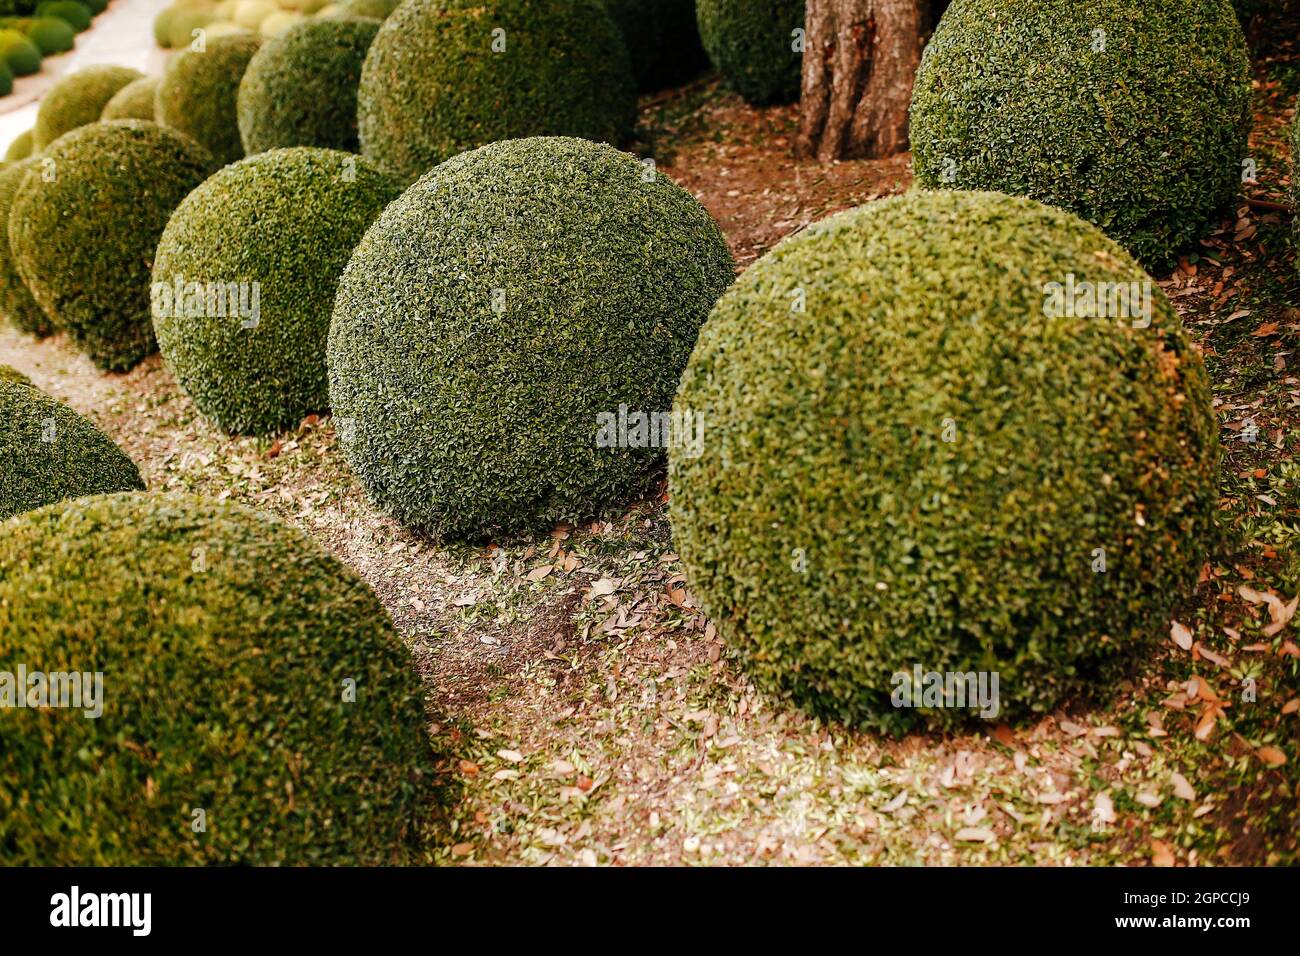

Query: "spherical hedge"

xmin=604 ymin=0 xmax=708 ymax=92
xmin=165 ymin=7 xmax=212 ymax=47
xmin=338 ymin=0 xmax=395 ymax=17
xmin=156 ymin=32 xmax=261 ymax=166
xmin=670 ymin=190 xmax=1220 ymax=732
xmin=0 ymin=492 xmax=437 ymax=865
xmin=154 ymin=148 xmax=400 ymax=435
xmin=0 ymin=61 xmax=10 ymax=96
xmin=100 ymin=76 xmax=159 ymax=120
xmin=358 ymin=0 xmax=636 ymax=182
xmin=0 ymin=27 xmax=41 ymax=74
xmin=35 ymin=0 xmax=89 ymax=30
xmin=32 ymin=65 xmax=142 ymax=149
xmin=696 ymin=0 xmax=804 ymax=105
xmin=329 ymin=136 xmax=735 ymax=538
xmin=0 ymin=377 xmax=144 ymax=519
xmin=910 ymin=0 xmax=1252 ymax=268
xmin=238 ymin=18 xmax=379 ymax=154
xmin=24 ymin=15 xmax=74 ymax=53
xmin=0 ymin=157 xmax=51 ymax=337
xmin=0 ymin=363 xmax=30 ymax=385
xmin=4 ymin=127 xmax=31 ymax=161
xmin=10 ymin=121 xmax=214 ymax=371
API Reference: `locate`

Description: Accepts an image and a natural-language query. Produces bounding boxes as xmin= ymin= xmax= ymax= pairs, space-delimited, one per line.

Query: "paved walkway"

xmin=1 ymin=0 xmax=169 ymax=154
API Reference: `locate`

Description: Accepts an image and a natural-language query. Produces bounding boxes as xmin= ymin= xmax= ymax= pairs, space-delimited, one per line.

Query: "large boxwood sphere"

xmin=154 ymin=148 xmax=400 ymax=435
xmin=24 ymin=15 xmax=75 ymax=53
xmin=670 ymin=190 xmax=1220 ymax=731
xmin=156 ymin=31 xmax=261 ymax=166
xmin=237 ymin=18 xmax=379 ymax=154
xmin=0 ymin=157 xmax=51 ymax=337
xmin=0 ymin=492 xmax=437 ymax=865
xmin=604 ymin=0 xmax=709 ymax=92
xmin=10 ymin=121 xmax=214 ymax=371
xmin=911 ymin=0 xmax=1252 ymax=268
xmin=33 ymin=65 xmax=143 ymax=149
xmin=100 ymin=76 xmax=160 ymax=120
xmin=357 ymin=0 xmax=636 ymax=182
xmin=0 ymin=376 xmax=144 ymax=519
xmin=696 ymin=0 xmax=804 ymax=105
xmin=329 ymin=136 xmax=735 ymax=538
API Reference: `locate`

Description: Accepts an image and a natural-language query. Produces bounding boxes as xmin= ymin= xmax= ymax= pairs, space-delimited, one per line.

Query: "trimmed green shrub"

xmin=3 ymin=127 xmax=30 ymax=161
xmin=910 ymin=0 xmax=1252 ymax=268
xmin=0 ymin=27 xmax=40 ymax=74
xmin=605 ymin=0 xmax=708 ymax=92
xmin=232 ymin=0 xmax=275 ymax=29
xmin=10 ymin=121 xmax=214 ymax=371
xmin=156 ymin=32 xmax=261 ymax=166
xmin=0 ymin=378 xmax=144 ymax=519
xmin=0 ymin=492 xmax=437 ymax=865
xmin=154 ymin=148 xmax=400 ymax=434
xmin=32 ymin=65 xmax=142 ymax=149
xmin=238 ymin=18 xmax=378 ymax=154
xmin=166 ymin=7 xmax=213 ymax=47
xmin=80 ymin=0 xmax=105 ymax=11
xmin=358 ymin=0 xmax=636 ymax=182
xmin=23 ymin=15 xmax=74 ymax=52
xmin=258 ymin=9 xmax=301 ymax=36
xmin=100 ymin=76 xmax=159 ymax=120
xmin=0 ymin=363 xmax=30 ymax=385
xmin=329 ymin=136 xmax=735 ymax=538
xmin=0 ymin=60 xmax=10 ymax=95
xmin=696 ymin=0 xmax=804 ymax=105
xmin=35 ymin=0 xmax=89 ymax=30
xmin=339 ymin=0 xmax=396 ymax=17
xmin=0 ymin=157 xmax=52 ymax=337
xmin=671 ymin=190 xmax=1220 ymax=732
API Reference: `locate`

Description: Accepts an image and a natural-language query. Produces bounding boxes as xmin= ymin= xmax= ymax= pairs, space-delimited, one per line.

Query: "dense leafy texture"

xmin=154 ymin=148 xmax=400 ymax=434
xmin=0 ymin=157 xmax=50 ymax=337
xmin=358 ymin=0 xmax=636 ymax=182
xmin=238 ymin=18 xmax=379 ymax=154
xmin=604 ymin=0 xmax=708 ymax=92
xmin=329 ymin=136 xmax=735 ymax=538
xmin=0 ymin=377 xmax=143 ymax=519
xmin=100 ymin=76 xmax=159 ymax=120
xmin=157 ymin=32 xmax=261 ymax=166
xmin=32 ymin=65 xmax=142 ymax=149
xmin=0 ymin=492 xmax=437 ymax=864
xmin=23 ymin=15 xmax=73 ymax=53
xmin=671 ymin=190 xmax=1220 ymax=732
xmin=3 ymin=128 xmax=31 ymax=161
xmin=696 ymin=0 xmax=803 ymax=105
xmin=10 ymin=121 xmax=214 ymax=371
xmin=910 ymin=0 xmax=1252 ymax=268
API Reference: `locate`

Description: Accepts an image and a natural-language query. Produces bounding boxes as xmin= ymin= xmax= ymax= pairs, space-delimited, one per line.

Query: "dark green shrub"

xmin=100 ymin=76 xmax=159 ymax=120
xmin=3 ymin=128 xmax=31 ymax=161
xmin=0 ymin=492 xmax=437 ymax=865
xmin=339 ymin=0 xmax=395 ymax=17
xmin=329 ymin=136 xmax=735 ymax=538
xmin=35 ymin=0 xmax=89 ymax=30
xmin=80 ymin=0 xmax=105 ymax=12
xmin=32 ymin=65 xmax=142 ymax=149
xmin=910 ymin=0 xmax=1252 ymax=268
xmin=358 ymin=0 xmax=636 ymax=182
xmin=0 ymin=363 xmax=30 ymax=385
xmin=23 ymin=15 xmax=74 ymax=52
xmin=696 ymin=0 xmax=804 ymax=105
xmin=0 ymin=157 xmax=52 ymax=337
xmin=154 ymin=148 xmax=400 ymax=434
xmin=0 ymin=377 xmax=143 ymax=519
xmin=156 ymin=32 xmax=261 ymax=166
xmin=671 ymin=190 xmax=1220 ymax=732
xmin=0 ymin=60 xmax=10 ymax=95
xmin=0 ymin=27 xmax=40 ymax=74
xmin=10 ymin=121 xmax=214 ymax=371
xmin=604 ymin=0 xmax=708 ymax=92
xmin=238 ymin=18 xmax=379 ymax=153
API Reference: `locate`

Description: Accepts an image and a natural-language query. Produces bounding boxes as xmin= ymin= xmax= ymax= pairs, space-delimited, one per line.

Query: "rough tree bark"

xmin=797 ymin=0 xmax=926 ymax=162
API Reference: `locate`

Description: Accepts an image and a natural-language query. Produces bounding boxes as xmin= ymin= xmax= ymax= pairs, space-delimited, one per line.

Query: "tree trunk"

xmin=797 ymin=0 xmax=925 ymax=162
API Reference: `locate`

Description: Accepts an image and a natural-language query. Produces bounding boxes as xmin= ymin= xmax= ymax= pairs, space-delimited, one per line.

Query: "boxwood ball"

xmin=0 ymin=157 xmax=52 ymax=338
xmin=910 ymin=0 xmax=1252 ymax=268
xmin=0 ymin=492 xmax=437 ymax=865
xmin=329 ymin=136 xmax=736 ymax=538
xmin=696 ymin=0 xmax=805 ymax=105
xmin=357 ymin=0 xmax=636 ymax=182
xmin=9 ymin=121 xmax=214 ymax=371
xmin=153 ymin=148 xmax=401 ymax=435
xmin=156 ymin=31 xmax=262 ymax=166
xmin=100 ymin=76 xmax=160 ymax=120
xmin=33 ymin=65 xmax=143 ymax=149
xmin=670 ymin=190 xmax=1220 ymax=731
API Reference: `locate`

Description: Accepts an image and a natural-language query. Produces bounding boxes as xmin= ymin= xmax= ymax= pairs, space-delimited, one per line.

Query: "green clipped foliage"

xmin=154 ymin=148 xmax=400 ymax=435
xmin=0 ymin=27 xmax=40 ymax=74
xmin=3 ymin=128 xmax=31 ymax=161
xmin=100 ymin=76 xmax=159 ymax=120
xmin=329 ymin=137 xmax=735 ymax=538
xmin=0 ymin=492 xmax=438 ymax=865
xmin=32 ymin=65 xmax=142 ymax=149
xmin=358 ymin=0 xmax=636 ymax=182
xmin=910 ymin=0 xmax=1252 ymax=269
xmin=696 ymin=0 xmax=803 ymax=105
xmin=0 ymin=363 xmax=30 ymax=385
xmin=0 ymin=157 xmax=52 ymax=337
xmin=157 ymin=32 xmax=261 ymax=166
xmin=0 ymin=60 xmax=10 ymax=95
xmin=80 ymin=0 xmax=105 ymax=11
xmin=10 ymin=121 xmax=214 ymax=371
xmin=24 ymin=15 xmax=74 ymax=53
xmin=35 ymin=0 xmax=89 ymax=30
xmin=339 ymin=0 xmax=395 ymax=16
xmin=238 ymin=18 xmax=379 ymax=154
xmin=166 ymin=7 xmax=213 ymax=47
xmin=671 ymin=190 xmax=1220 ymax=732
xmin=604 ymin=0 xmax=708 ymax=92
xmin=0 ymin=378 xmax=144 ymax=520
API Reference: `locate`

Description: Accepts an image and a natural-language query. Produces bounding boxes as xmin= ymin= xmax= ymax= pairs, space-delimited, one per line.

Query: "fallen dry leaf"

xmin=1255 ymin=745 xmax=1287 ymax=767
xmin=1151 ymin=839 xmax=1176 ymax=867
xmin=1170 ymin=620 xmax=1194 ymax=650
